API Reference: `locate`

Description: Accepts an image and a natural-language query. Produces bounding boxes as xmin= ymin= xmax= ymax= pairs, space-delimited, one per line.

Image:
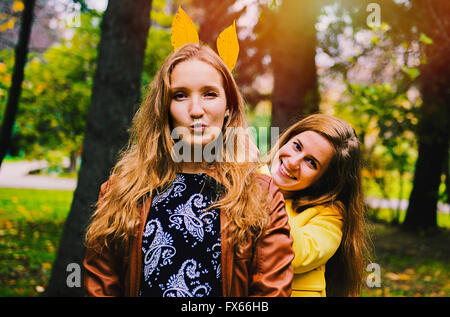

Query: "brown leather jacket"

xmin=83 ymin=173 xmax=294 ymax=297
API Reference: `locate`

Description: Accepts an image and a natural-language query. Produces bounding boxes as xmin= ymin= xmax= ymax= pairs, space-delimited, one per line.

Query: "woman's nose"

xmin=189 ymin=95 xmax=204 ymax=118
xmin=285 ymin=153 xmax=302 ymax=171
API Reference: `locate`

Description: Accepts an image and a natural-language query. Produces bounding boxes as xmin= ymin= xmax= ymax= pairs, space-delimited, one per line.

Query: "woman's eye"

xmin=307 ymin=158 xmax=317 ymax=169
xmin=205 ymin=91 xmax=218 ymax=98
xmin=173 ymin=92 xmax=186 ymax=100
xmin=294 ymin=142 xmax=301 ymax=151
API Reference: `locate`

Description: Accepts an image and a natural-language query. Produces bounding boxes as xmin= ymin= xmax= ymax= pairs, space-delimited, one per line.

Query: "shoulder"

xmin=292 ymin=203 xmax=344 ymax=223
xmin=319 ymin=203 xmax=344 ymax=219
xmin=253 ymin=173 xmax=282 ymax=199
xmin=250 ymin=172 xmax=287 ymax=220
xmin=256 ymin=164 xmax=271 ymax=176
xmin=308 ymin=204 xmax=342 ymax=216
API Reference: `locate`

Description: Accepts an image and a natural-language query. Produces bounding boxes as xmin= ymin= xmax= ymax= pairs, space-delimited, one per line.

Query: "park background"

xmin=0 ymin=0 xmax=448 ymax=297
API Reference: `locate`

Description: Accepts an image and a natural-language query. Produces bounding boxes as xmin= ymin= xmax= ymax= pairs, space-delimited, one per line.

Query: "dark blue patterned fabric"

xmin=139 ymin=173 xmax=223 ymax=297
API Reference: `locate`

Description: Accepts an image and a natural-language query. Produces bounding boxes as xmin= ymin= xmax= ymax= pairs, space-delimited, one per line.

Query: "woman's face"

xmin=270 ymin=130 xmax=335 ymax=194
xmin=169 ymin=58 xmax=228 ymax=146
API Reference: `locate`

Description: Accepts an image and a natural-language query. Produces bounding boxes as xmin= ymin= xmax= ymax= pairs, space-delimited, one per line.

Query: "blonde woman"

xmin=83 ymin=43 xmax=294 ymax=297
xmin=262 ymin=114 xmax=370 ymax=297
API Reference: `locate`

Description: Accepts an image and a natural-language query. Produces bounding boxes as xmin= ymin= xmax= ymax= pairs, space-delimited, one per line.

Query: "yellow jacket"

xmin=257 ymin=165 xmax=343 ymax=297
xmin=285 ymin=200 xmax=343 ymax=297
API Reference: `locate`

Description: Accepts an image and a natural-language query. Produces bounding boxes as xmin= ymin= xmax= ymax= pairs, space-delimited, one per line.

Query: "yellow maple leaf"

xmin=217 ymin=20 xmax=239 ymax=72
xmin=171 ymin=6 xmax=199 ymax=51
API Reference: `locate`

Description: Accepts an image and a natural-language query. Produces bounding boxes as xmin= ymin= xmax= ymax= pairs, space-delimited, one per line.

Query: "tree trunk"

xmin=0 ymin=0 xmax=36 ymax=167
xmin=45 ymin=0 xmax=152 ymax=296
xmin=270 ymin=0 xmax=320 ymax=133
xmin=67 ymin=150 xmax=77 ymax=173
xmin=403 ymin=135 xmax=447 ymax=229
xmin=403 ymin=92 xmax=449 ymax=230
xmin=403 ymin=30 xmax=450 ymax=230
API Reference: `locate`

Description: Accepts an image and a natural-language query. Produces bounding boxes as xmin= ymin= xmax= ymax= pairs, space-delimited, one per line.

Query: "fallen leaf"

xmin=385 ymin=272 xmax=411 ymax=281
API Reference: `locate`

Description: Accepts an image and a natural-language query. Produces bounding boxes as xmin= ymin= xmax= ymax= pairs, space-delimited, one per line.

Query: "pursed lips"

xmin=191 ymin=122 xmax=207 ymax=133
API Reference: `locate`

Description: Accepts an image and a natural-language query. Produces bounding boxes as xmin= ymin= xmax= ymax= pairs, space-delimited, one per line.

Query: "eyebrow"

xmin=170 ymin=85 xmax=221 ymax=92
xmin=294 ymin=138 xmax=321 ymax=168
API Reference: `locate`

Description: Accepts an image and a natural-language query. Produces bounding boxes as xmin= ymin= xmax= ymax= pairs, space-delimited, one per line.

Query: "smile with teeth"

xmin=280 ymin=161 xmax=297 ymax=180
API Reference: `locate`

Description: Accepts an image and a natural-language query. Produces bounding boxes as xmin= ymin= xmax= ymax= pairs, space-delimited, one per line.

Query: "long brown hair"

xmin=85 ymin=43 xmax=269 ymax=255
xmin=268 ymin=113 xmax=371 ymax=296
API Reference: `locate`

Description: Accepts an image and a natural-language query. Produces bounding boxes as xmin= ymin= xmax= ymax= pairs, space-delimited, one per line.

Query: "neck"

xmin=280 ymin=189 xmax=297 ymax=200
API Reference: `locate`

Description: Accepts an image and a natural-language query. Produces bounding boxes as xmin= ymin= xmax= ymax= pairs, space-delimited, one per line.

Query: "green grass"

xmin=0 ymin=188 xmax=73 ymax=296
xmin=0 ymin=188 xmax=73 ymax=222
xmin=0 ymin=187 xmax=448 ymax=297
xmin=361 ymin=221 xmax=450 ymax=297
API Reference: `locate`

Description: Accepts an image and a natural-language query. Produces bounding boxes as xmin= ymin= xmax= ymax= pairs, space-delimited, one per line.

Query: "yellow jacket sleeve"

xmin=287 ymin=202 xmax=343 ymax=274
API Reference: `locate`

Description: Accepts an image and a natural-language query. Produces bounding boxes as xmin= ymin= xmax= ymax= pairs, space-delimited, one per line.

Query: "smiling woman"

xmin=270 ymin=130 xmax=335 ymax=195
xmin=265 ymin=114 xmax=371 ymax=297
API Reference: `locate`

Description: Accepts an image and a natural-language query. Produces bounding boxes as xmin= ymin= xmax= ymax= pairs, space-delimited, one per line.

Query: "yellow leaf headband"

xmin=171 ymin=6 xmax=239 ymax=72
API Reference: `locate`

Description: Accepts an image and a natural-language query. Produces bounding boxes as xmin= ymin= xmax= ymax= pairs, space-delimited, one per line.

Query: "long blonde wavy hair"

xmin=267 ymin=114 xmax=371 ymax=296
xmin=85 ymin=44 xmax=269 ymax=255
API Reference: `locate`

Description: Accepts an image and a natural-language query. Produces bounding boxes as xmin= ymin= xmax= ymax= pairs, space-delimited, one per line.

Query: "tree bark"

xmin=45 ymin=0 xmax=152 ymax=296
xmin=270 ymin=0 xmax=320 ymax=133
xmin=403 ymin=0 xmax=450 ymax=230
xmin=0 ymin=0 xmax=36 ymax=167
xmin=403 ymin=90 xmax=449 ymax=230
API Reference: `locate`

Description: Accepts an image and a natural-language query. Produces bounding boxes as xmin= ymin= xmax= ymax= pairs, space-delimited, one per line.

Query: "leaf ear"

xmin=171 ymin=6 xmax=200 ymax=51
xmin=217 ymin=20 xmax=239 ymax=71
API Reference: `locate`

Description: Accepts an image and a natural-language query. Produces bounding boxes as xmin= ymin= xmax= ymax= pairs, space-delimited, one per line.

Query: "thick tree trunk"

xmin=0 ymin=0 xmax=36 ymax=167
xmin=404 ymin=134 xmax=448 ymax=229
xmin=403 ymin=22 xmax=450 ymax=230
xmin=403 ymin=91 xmax=449 ymax=229
xmin=45 ymin=0 xmax=152 ymax=296
xmin=270 ymin=0 xmax=320 ymax=133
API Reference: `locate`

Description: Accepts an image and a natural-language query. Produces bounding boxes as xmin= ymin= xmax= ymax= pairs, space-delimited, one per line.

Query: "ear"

xmin=217 ymin=20 xmax=239 ymax=71
xmin=171 ymin=6 xmax=199 ymax=51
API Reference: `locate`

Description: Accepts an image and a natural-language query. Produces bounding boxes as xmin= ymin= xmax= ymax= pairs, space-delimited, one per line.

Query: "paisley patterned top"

xmin=139 ymin=173 xmax=224 ymax=297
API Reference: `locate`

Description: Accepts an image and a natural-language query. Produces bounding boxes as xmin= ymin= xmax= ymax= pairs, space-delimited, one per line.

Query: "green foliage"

xmin=0 ymin=13 xmax=100 ymax=167
xmin=1 ymin=3 xmax=174 ymax=169
xmin=141 ymin=28 xmax=172 ymax=88
xmin=336 ymin=82 xmax=419 ymax=171
xmin=334 ymin=82 xmax=422 ymax=223
xmin=141 ymin=0 xmax=174 ymax=88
